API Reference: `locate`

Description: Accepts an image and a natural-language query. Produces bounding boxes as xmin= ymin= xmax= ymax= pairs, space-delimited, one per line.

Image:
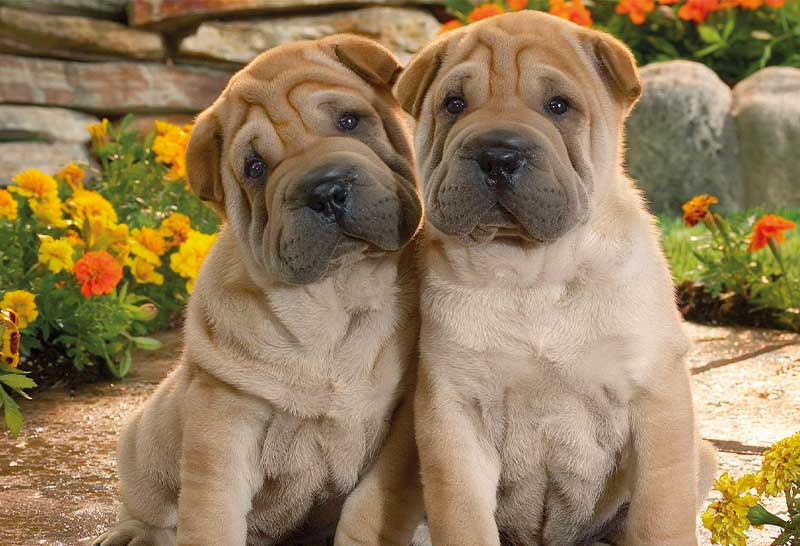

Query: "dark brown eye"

xmin=547 ymin=97 xmax=569 ymax=115
xmin=244 ymin=156 xmax=266 ymax=180
xmin=337 ymin=112 xmax=360 ymax=131
xmin=444 ymin=96 xmax=466 ymax=115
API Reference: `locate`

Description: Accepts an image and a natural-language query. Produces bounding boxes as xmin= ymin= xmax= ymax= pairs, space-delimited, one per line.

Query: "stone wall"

xmin=1 ymin=3 xmax=797 ymax=212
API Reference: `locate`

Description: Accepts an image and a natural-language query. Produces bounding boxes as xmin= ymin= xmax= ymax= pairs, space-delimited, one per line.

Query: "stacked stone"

xmin=0 ymin=0 xmax=441 ymax=183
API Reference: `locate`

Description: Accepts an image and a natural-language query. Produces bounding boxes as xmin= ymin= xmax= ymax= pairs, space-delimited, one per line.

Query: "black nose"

xmin=306 ymin=166 xmax=351 ymax=220
xmin=475 ymin=131 xmax=527 ymax=186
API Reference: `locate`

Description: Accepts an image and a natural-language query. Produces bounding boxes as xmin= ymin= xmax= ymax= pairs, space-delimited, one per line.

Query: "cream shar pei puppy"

xmin=395 ymin=11 xmax=716 ymax=546
xmin=93 ymin=35 xmax=424 ymax=546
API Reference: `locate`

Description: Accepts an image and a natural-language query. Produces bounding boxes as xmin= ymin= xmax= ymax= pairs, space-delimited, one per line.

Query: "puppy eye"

xmin=547 ymin=97 xmax=570 ymax=116
xmin=244 ymin=155 xmax=267 ymax=180
xmin=444 ymin=96 xmax=467 ymax=115
xmin=337 ymin=112 xmax=360 ymax=132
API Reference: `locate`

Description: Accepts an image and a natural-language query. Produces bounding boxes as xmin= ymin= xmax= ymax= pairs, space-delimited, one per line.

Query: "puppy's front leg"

xmin=335 ymin=396 xmax=424 ymax=546
xmin=416 ymin=367 xmax=502 ymax=546
xmin=624 ymin=359 xmax=699 ymax=546
xmin=177 ymin=368 xmax=267 ymax=546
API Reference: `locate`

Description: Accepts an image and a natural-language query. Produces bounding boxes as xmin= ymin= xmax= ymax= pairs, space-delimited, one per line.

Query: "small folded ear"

xmin=186 ymin=105 xmax=224 ymax=216
xmin=394 ymin=35 xmax=451 ymax=119
xmin=590 ymin=32 xmax=642 ymax=110
xmin=325 ymin=34 xmax=403 ymax=89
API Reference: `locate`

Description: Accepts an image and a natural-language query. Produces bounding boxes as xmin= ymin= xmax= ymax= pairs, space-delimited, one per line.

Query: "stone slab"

xmin=0 ymin=141 xmax=91 ymax=185
xmin=0 ymin=105 xmax=98 ymax=143
xmin=0 ymin=0 xmax=128 ymax=19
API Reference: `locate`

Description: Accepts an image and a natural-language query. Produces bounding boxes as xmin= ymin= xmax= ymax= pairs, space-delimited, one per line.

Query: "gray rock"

xmin=0 ymin=6 xmax=164 ymax=62
xmin=732 ymin=67 xmax=800 ymax=208
xmin=0 ymin=54 xmax=232 ymax=115
xmin=625 ymin=60 xmax=743 ymax=214
xmin=0 ymin=141 xmax=91 ymax=186
xmin=0 ymin=0 xmax=128 ymax=19
xmin=0 ymin=105 xmax=99 ymax=143
xmin=178 ymin=7 xmax=440 ymax=67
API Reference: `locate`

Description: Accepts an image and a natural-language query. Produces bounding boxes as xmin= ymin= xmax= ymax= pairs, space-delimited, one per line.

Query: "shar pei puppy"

xmin=395 ymin=11 xmax=716 ymax=546
xmin=93 ymin=35 xmax=424 ymax=546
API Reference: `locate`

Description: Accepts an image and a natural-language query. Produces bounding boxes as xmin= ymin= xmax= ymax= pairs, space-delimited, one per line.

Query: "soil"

xmin=18 ymin=347 xmax=110 ymax=392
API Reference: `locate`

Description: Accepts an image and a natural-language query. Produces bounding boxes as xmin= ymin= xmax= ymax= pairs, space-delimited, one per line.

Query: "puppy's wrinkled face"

xmin=396 ymin=12 xmax=641 ymax=246
xmin=187 ymin=35 xmax=422 ymax=284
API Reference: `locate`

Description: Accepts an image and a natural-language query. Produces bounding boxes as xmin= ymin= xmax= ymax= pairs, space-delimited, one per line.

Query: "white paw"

xmin=92 ymin=520 xmax=175 ymax=546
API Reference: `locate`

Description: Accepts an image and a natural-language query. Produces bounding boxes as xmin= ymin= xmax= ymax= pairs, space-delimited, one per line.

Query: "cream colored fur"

xmin=395 ymin=12 xmax=717 ymax=546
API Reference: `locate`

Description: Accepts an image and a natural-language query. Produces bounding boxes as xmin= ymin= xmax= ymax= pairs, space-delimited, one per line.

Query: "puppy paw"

xmin=92 ymin=519 xmax=175 ymax=546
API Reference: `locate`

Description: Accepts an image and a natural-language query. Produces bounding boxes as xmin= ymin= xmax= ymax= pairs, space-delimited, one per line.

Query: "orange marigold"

xmin=658 ymin=0 xmax=680 ymax=4
xmin=748 ymin=214 xmax=796 ymax=252
xmin=765 ymin=0 xmax=784 ymax=7
xmin=508 ymin=0 xmax=528 ymax=10
xmin=616 ymin=0 xmax=655 ymax=24
xmin=682 ymin=194 xmax=718 ymax=227
xmin=736 ymin=0 xmax=762 ymax=8
xmin=678 ymin=0 xmax=720 ymax=23
xmin=549 ymin=0 xmax=593 ymax=27
xmin=73 ymin=250 xmax=123 ymax=298
xmin=468 ymin=3 xmax=505 ymax=22
xmin=440 ymin=19 xmax=464 ymax=33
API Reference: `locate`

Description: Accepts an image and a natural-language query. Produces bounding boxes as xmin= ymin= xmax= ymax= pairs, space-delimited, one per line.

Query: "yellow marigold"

xmin=702 ymin=472 xmax=759 ymax=546
xmin=0 ymin=290 xmax=38 ymax=330
xmin=152 ymin=121 xmax=192 ymax=181
xmin=87 ymin=118 xmax=110 ymax=147
xmin=755 ymin=432 xmax=800 ymax=497
xmin=63 ymin=229 xmax=84 ymax=248
xmin=130 ymin=227 xmax=166 ymax=266
xmin=57 ymin=162 xmax=85 ymax=193
xmin=0 ymin=188 xmax=18 ymax=221
xmin=159 ymin=212 xmax=192 ymax=248
xmin=682 ymin=194 xmax=718 ymax=227
xmin=127 ymin=256 xmax=164 ymax=285
xmin=1 ymin=309 xmax=21 ymax=368
xmin=29 ymin=196 xmax=67 ymax=228
xmin=170 ymin=230 xmax=217 ymax=293
xmin=86 ymin=218 xmax=130 ymax=265
xmin=467 ymin=3 xmax=505 ymax=22
xmin=9 ymin=169 xmax=59 ymax=201
xmin=67 ymin=189 xmax=117 ymax=225
xmin=38 ymin=235 xmax=75 ymax=274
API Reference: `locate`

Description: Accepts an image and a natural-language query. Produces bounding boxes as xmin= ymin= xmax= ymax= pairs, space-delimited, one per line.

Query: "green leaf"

xmin=0 ymin=388 xmax=23 ymax=436
xmin=118 ymin=350 xmax=132 ymax=378
xmin=128 ymin=336 xmax=162 ymax=351
xmin=697 ymin=25 xmax=723 ymax=45
xmin=0 ymin=373 xmax=36 ymax=393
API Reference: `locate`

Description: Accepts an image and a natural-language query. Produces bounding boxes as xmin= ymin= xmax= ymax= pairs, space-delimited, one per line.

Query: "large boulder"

xmin=0 ymin=142 xmax=91 ymax=186
xmin=0 ymin=105 xmax=98 ymax=143
xmin=130 ymin=0 xmax=442 ymax=29
xmin=0 ymin=54 xmax=231 ymax=114
xmin=178 ymin=7 xmax=440 ymax=67
xmin=625 ymin=61 xmax=743 ymax=214
xmin=0 ymin=0 xmax=128 ymax=19
xmin=0 ymin=6 xmax=164 ymax=61
xmin=732 ymin=67 xmax=800 ymax=208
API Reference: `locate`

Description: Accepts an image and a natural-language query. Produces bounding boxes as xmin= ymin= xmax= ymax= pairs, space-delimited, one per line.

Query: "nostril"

xmin=478 ymin=147 xmax=523 ymax=177
xmin=308 ymin=180 xmax=349 ymax=218
xmin=331 ymin=186 xmax=347 ymax=205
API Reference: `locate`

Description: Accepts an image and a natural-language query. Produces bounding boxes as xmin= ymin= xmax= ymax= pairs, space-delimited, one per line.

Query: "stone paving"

xmin=0 ymin=323 xmax=798 ymax=546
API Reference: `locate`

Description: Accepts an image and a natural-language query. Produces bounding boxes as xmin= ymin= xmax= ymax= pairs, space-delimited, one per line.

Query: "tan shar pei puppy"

xmin=394 ymin=11 xmax=716 ymax=546
xmin=93 ymin=35 xmax=425 ymax=546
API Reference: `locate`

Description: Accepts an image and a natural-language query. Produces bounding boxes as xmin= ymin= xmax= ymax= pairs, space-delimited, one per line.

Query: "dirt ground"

xmin=1 ymin=323 xmax=798 ymax=546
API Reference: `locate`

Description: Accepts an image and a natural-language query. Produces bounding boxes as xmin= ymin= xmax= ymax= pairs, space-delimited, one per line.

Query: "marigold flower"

xmin=678 ymin=0 xmax=721 ymax=23
xmin=57 ymin=162 xmax=85 ymax=193
xmin=130 ymin=227 xmax=167 ymax=265
xmin=440 ymin=19 xmax=465 ymax=32
xmin=67 ymin=189 xmax=118 ymax=225
xmin=9 ymin=169 xmax=59 ymax=201
xmin=468 ymin=3 xmax=505 ymax=22
xmin=682 ymin=194 xmax=718 ymax=227
xmin=0 ymin=290 xmax=38 ymax=330
xmin=170 ymin=230 xmax=217 ymax=293
xmin=73 ymin=250 xmax=123 ymax=298
xmin=63 ymin=229 xmax=84 ymax=248
xmin=87 ymin=118 xmax=110 ymax=147
xmin=38 ymin=236 xmax=75 ymax=274
xmin=616 ymin=0 xmax=655 ymax=24
xmin=86 ymin=218 xmax=130 ymax=264
xmin=701 ymin=472 xmax=759 ymax=546
xmin=0 ymin=189 xmax=18 ymax=221
xmin=153 ymin=121 xmax=192 ymax=181
xmin=159 ymin=212 xmax=192 ymax=248
xmin=748 ymin=214 xmax=796 ymax=252
xmin=549 ymin=0 xmax=593 ymax=27
xmin=658 ymin=0 xmax=680 ymax=4
xmin=29 ymin=196 xmax=68 ymax=228
xmin=508 ymin=0 xmax=528 ymax=10
xmin=765 ymin=0 xmax=783 ymax=6
xmin=755 ymin=431 xmax=800 ymax=497
xmin=1 ymin=309 xmax=21 ymax=368
xmin=128 ymin=256 xmax=164 ymax=286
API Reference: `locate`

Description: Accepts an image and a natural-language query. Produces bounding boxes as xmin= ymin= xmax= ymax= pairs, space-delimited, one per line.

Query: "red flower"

xmin=73 ymin=250 xmax=123 ymax=298
xmin=678 ymin=0 xmax=720 ymax=23
xmin=748 ymin=215 xmax=796 ymax=252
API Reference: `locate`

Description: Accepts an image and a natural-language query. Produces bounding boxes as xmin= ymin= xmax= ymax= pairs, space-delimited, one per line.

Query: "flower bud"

xmin=132 ymin=303 xmax=158 ymax=322
xmin=747 ymin=504 xmax=786 ymax=527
